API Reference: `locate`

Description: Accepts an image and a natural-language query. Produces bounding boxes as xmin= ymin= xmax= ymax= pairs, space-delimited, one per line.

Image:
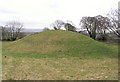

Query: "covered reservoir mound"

xmin=4 ymin=30 xmax=118 ymax=58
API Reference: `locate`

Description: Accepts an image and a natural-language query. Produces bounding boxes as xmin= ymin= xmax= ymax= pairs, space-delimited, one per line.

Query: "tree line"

xmin=0 ymin=9 xmax=119 ymax=42
xmin=0 ymin=21 xmax=24 ymax=41
xmin=45 ymin=9 xmax=119 ymax=41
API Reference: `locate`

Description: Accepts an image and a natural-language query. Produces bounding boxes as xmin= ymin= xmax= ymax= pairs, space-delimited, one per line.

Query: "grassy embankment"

xmin=2 ymin=30 xmax=118 ymax=80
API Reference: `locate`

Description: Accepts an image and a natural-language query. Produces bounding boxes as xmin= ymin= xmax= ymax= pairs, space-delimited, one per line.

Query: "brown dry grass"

xmin=2 ymin=56 xmax=118 ymax=80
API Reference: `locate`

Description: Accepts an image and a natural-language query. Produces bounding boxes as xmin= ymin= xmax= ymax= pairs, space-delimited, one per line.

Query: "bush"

xmin=43 ymin=27 xmax=50 ymax=31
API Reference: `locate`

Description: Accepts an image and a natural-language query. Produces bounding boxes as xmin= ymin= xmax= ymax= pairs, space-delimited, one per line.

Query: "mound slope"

xmin=6 ymin=30 xmax=118 ymax=58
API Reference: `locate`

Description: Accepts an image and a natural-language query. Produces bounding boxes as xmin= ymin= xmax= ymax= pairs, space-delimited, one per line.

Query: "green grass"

xmin=2 ymin=30 xmax=118 ymax=80
xmin=2 ymin=30 xmax=118 ymax=58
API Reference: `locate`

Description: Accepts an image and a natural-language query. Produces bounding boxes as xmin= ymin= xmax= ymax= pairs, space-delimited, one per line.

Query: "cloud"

xmin=0 ymin=9 xmax=18 ymax=14
xmin=0 ymin=0 xmax=119 ymax=29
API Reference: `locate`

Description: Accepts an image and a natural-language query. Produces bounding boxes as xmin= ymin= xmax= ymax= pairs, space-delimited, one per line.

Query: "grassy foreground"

xmin=2 ymin=30 xmax=118 ymax=80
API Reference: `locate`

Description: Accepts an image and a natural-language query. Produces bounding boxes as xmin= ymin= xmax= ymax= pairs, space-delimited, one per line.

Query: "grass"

xmin=2 ymin=30 xmax=118 ymax=80
xmin=2 ymin=57 xmax=118 ymax=80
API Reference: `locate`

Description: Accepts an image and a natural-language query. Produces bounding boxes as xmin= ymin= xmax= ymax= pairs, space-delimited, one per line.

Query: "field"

xmin=2 ymin=30 xmax=118 ymax=80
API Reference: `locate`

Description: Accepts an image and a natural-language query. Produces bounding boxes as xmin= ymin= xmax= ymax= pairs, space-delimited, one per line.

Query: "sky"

xmin=0 ymin=0 xmax=119 ymax=29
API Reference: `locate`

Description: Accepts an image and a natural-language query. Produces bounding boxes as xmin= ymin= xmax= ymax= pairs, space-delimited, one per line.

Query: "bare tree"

xmin=95 ymin=15 xmax=110 ymax=40
xmin=1 ymin=26 xmax=11 ymax=40
xmin=80 ymin=16 xmax=97 ymax=39
xmin=64 ymin=20 xmax=76 ymax=32
xmin=66 ymin=20 xmax=76 ymax=26
xmin=80 ymin=15 xmax=110 ymax=40
xmin=107 ymin=9 xmax=120 ymax=37
xmin=3 ymin=21 xmax=23 ymax=41
xmin=51 ymin=20 xmax=65 ymax=30
xmin=64 ymin=23 xmax=76 ymax=32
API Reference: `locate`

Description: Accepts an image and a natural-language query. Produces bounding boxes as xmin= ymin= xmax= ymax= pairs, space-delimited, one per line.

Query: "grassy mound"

xmin=3 ymin=30 xmax=118 ymax=58
xmin=2 ymin=30 xmax=118 ymax=80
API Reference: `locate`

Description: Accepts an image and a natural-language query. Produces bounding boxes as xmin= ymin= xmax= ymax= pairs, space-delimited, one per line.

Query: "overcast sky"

xmin=0 ymin=0 xmax=119 ymax=29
